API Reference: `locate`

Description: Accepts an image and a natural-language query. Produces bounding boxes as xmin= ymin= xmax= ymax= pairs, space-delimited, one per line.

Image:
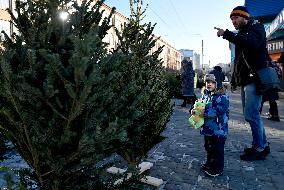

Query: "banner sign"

xmin=267 ymin=39 xmax=284 ymax=54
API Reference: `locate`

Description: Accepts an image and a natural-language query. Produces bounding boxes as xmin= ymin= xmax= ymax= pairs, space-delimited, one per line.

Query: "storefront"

xmin=265 ymin=8 xmax=284 ymax=89
xmin=267 ymin=39 xmax=284 ymax=60
xmin=245 ymin=0 xmax=284 ymax=89
xmin=245 ymin=0 xmax=284 ymax=59
xmin=266 ymin=8 xmax=284 ymax=61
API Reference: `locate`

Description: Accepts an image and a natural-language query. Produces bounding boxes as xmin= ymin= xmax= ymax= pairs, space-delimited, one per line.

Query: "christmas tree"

xmin=0 ymin=0 xmax=124 ymax=188
xmin=0 ymin=0 xmax=172 ymax=188
xmin=112 ymin=0 xmax=173 ymax=164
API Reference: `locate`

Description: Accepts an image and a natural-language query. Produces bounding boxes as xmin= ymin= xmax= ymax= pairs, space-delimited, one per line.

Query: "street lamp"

xmin=201 ymin=39 xmax=204 ymax=69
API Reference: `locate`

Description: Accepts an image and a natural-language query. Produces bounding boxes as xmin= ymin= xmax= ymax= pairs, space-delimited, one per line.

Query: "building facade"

xmin=0 ymin=1 xmax=181 ymax=71
xmin=265 ymin=9 xmax=284 ymax=61
xmin=245 ymin=0 xmax=284 ymax=61
xmin=100 ymin=3 xmax=181 ymax=71
xmin=0 ymin=0 xmax=13 ymax=41
xmin=245 ymin=0 xmax=284 ymax=88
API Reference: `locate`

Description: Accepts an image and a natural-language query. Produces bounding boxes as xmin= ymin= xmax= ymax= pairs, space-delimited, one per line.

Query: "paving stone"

xmin=228 ymin=180 xmax=245 ymax=190
xmin=259 ymin=183 xmax=277 ymax=190
xmin=146 ymin=92 xmax=284 ymax=189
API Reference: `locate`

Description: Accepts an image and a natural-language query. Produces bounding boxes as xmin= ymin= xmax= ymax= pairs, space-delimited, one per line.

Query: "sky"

xmin=104 ymin=0 xmax=245 ymax=67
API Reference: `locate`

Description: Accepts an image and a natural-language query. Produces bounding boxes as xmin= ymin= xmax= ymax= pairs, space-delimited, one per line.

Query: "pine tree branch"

xmin=1 ymin=71 xmax=42 ymax=183
xmin=45 ymin=99 xmax=68 ymax=121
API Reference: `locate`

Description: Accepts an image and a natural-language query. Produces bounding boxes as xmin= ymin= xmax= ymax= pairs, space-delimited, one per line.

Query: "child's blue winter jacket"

xmin=200 ymin=87 xmax=229 ymax=138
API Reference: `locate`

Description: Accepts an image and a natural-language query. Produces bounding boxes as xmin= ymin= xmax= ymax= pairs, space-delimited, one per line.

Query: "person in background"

xmin=194 ymin=74 xmax=229 ymax=177
xmin=259 ymin=59 xmax=282 ymax=122
xmin=196 ymin=74 xmax=205 ymax=89
xmin=214 ymin=6 xmax=270 ymax=161
xmin=209 ymin=66 xmax=225 ymax=89
xmin=180 ymin=59 xmax=196 ymax=107
xmin=195 ymin=74 xmax=205 ymax=97
xmin=278 ymin=52 xmax=284 ymax=69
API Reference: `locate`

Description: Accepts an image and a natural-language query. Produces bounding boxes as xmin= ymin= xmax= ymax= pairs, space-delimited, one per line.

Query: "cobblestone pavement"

xmin=1 ymin=91 xmax=283 ymax=189
xmin=146 ymin=91 xmax=284 ymax=190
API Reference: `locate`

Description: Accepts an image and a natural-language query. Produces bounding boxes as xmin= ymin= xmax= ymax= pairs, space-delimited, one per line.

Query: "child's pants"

xmin=204 ymin=136 xmax=226 ymax=173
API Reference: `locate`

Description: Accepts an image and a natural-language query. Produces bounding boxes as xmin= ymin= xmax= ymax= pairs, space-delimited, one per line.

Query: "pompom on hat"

xmin=230 ymin=6 xmax=250 ymax=19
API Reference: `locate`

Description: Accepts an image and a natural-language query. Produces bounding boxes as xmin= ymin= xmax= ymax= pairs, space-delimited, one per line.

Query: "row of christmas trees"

xmin=0 ymin=0 xmax=172 ymax=189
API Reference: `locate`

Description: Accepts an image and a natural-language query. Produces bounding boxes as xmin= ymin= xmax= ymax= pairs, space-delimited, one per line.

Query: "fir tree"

xmin=0 ymin=0 xmax=172 ymax=188
xmin=111 ymin=0 xmax=173 ymax=164
xmin=0 ymin=0 xmax=126 ymax=189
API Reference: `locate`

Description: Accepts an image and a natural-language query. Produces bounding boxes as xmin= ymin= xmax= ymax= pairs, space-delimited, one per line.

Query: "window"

xmin=0 ymin=0 xmax=10 ymax=10
xmin=0 ymin=20 xmax=10 ymax=41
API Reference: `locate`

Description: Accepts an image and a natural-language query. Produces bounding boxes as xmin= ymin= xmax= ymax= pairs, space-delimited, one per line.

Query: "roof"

xmin=245 ymin=0 xmax=284 ymax=22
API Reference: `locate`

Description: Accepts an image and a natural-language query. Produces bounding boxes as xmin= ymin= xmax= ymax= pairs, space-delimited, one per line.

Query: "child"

xmin=192 ymin=74 xmax=229 ymax=177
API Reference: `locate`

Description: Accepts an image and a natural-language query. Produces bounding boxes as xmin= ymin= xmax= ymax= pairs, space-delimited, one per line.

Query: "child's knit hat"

xmin=204 ymin=74 xmax=216 ymax=84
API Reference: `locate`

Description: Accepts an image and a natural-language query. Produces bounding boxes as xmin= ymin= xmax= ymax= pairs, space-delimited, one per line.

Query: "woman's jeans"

xmin=241 ymin=83 xmax=267 ymax=151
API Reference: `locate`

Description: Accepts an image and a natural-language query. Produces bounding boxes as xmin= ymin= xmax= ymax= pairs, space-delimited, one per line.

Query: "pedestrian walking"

xmin=180 ymin=59 xmax=196 ymax=107
xmin=259 ymin=60 xmax=282 ymax=122
xmin=192 ymin=74 xmax=229 ymax=177
xmin=214 ymin=6 xmax=270 ymax=161
xmin=209 ymin=66 xmax=225 ymax=89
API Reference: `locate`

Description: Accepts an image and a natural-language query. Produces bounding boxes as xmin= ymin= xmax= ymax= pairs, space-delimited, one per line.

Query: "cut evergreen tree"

xmin=111 ymin=0 xmax=173 ymax=164
xmin=0 ymin=0 xmax=128 ymax=189
xmin=0 ymin=0 xmax=172 ymax=188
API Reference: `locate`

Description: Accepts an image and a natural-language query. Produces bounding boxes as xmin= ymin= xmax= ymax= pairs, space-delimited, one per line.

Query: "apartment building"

xmin=0 ymin=0 xmax=13 ymax=41
xmin=0 ymin=1 xmax=181 ymax=70
xmin=99 ymin=3 xmax=182 ymax=70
